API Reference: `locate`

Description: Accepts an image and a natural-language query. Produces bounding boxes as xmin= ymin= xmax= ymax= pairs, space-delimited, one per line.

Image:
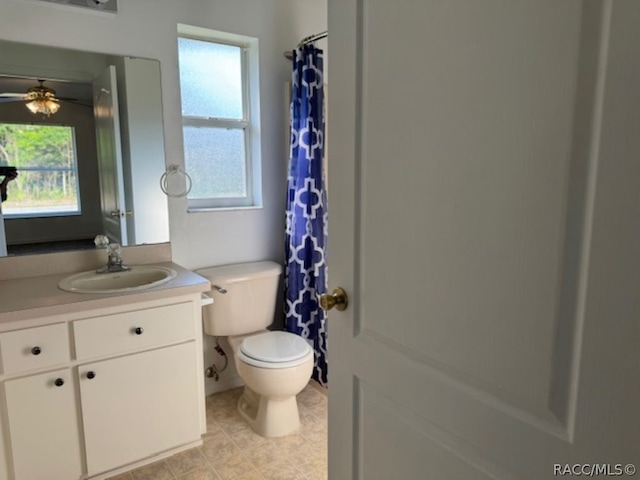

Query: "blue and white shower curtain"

xmin=285 ymin=44 xmax=328 ymax=386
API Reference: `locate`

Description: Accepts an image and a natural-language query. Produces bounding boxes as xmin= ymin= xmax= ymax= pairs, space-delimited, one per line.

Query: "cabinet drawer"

xmin=0 ymin=323 xmax=70 ymax=375
xmin=73 ymin=302 xmax=196 ymax=360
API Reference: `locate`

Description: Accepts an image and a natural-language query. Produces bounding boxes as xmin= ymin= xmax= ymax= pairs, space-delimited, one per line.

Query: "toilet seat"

xmin=237 ymin=331 xmax=313 ymax=369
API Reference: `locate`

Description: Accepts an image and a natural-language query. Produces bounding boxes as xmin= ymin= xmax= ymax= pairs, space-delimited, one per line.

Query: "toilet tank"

xmin=196 ymin=261 xmax=282 ymax=337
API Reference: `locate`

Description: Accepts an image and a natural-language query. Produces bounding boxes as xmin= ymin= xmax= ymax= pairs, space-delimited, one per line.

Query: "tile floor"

xmin=107 ymin=383 xmax=328 ymax=480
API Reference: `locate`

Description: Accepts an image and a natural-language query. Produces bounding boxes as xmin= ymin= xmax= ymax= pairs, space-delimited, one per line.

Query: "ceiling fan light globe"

xmin=26 ymin=98 xmax=61 ymax=116
xmin=25 ymin=100 xmax=41 ymax=114
xmin=46 ymin=99 xmax=61 ymax=114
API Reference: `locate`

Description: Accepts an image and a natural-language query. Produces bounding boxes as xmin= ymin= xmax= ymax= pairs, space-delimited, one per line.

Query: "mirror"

xmin=0 ymin=39 xmax=169 ymax=256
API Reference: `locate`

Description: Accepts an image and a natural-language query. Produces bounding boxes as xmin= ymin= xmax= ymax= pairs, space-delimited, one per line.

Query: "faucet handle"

xmin=94 ymin=235 xmax=109 ymax=249
xmin=94 ymin=238 xmax=129 ymax=273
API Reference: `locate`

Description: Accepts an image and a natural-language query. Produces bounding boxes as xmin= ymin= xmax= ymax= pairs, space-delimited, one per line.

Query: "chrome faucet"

xmin=94 ymin=235 xmax=131 ymax=273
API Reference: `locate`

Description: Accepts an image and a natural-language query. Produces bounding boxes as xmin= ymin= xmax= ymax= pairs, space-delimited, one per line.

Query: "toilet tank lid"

xmin=195 ymin=261 xmax=282 ymax=284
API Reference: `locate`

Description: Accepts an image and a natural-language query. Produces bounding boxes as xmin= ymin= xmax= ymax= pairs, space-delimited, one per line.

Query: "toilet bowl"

xmin=228 ymin=330 xmax=313 ymax=437
xmin=196 ymin=261 xmax=314 ymax=437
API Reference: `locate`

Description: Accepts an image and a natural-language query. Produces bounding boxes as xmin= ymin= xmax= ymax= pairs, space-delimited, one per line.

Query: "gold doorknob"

xmin=319 ymin=287 xmax=349 ymax=311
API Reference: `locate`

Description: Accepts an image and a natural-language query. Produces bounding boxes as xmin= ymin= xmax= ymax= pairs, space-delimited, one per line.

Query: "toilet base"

xmin=237 ymin=386 xmax=301 ymax=437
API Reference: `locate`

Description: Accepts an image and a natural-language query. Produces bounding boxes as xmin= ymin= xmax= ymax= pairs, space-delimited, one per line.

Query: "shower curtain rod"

xmin=299 ymin=31 xmax=328 ymax=45
xmin=284 ymin=31 xmax=328 ymax=60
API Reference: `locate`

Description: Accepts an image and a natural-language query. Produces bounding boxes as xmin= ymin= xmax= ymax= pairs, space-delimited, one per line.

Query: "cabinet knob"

xmin=54 ymin=378 xmax=64 ymax=387
xmin=87 ymin=371 xmax=96 ymax=380
xmin=31 ymin=346 xmax=42 ymax=356
xmin=134 ymin=327 xmax=144 ymax=335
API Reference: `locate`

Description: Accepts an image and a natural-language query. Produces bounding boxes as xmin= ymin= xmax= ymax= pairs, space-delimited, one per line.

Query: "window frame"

xmin=0 ymin=122 xmax=82 ymax=219
xmin=178 ymin=30 xmax=260 ymax=210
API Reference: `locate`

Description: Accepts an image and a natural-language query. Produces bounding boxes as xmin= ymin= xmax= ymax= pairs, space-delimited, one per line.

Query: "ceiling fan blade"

xmin=56 ymin=97 xmax=93 ymax=108
xmin=0 ymin=97 xmax=26 ymax=104
xmin=0 ymin=93 xmax=26 ymax=98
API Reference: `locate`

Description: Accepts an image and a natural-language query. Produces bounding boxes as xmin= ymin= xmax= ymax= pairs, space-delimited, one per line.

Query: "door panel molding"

xmin=353 ymin=0 xmax=612 ymax=432
xmin=354 ymin=331 xmax=570 ymax=437
xmin=357 ymin=378 xmax=519 ymax=480
xmin=548 ymin=0 xmax=612 ymax=436
xmin=352 ymin=335 xmax=571 ymax=478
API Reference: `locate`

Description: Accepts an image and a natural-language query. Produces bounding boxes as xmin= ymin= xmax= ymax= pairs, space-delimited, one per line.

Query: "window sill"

xmin=187 ymin=205 xmax=263 ymax=213
xmin=3 ymin=211 xmax=82 ymax=220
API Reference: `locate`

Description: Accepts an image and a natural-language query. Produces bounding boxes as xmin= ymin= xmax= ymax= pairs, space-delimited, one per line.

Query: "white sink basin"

xmin=58 ymin=266 xmax=178 ymax=294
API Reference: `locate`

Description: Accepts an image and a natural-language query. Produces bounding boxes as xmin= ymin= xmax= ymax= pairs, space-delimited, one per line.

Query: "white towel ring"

xmin=160 ymin=165 xmax=192 ymax=198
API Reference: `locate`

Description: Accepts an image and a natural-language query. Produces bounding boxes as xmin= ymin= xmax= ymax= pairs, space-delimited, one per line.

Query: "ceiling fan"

xmin=0 ymin=79 xmax=87 ymax=117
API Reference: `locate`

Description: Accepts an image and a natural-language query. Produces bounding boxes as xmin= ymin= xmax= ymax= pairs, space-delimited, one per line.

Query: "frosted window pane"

xmin=184 ymin=127 xmax=247 ymax=199
xmin=178 ymin=38 xmax=244 ymax=119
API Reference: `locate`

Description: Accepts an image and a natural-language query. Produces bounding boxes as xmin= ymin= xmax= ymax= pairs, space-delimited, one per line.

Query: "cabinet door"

xmin=5 ymin=369 xmax=82 ymax=480
xmin=80 ymin=341 xmax=201 ymax=476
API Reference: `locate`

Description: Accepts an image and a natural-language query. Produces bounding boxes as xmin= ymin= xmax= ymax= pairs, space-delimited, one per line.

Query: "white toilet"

xmin=197 ymin=261 xmax=314 ymax=437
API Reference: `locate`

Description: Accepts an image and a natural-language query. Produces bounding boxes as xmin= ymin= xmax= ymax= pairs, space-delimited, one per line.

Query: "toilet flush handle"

xmin=212 ymin=285 xmax=228 ymax=294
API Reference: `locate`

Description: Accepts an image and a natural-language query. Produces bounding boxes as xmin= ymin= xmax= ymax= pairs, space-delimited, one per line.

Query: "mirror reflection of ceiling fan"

xmin=0 ymin=79 xmax=91 ymax=117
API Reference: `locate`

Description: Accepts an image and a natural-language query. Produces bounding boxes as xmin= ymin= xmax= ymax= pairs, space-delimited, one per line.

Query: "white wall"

xmin=288 ymin=0 xmax=328 ymax=80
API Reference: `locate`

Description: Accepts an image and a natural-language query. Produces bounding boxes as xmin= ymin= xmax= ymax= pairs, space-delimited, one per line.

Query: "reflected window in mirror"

xmin=0 ymin=123 xmax=81 ymax=218
xmin=178 ymin=25 xmax=263 ymax=210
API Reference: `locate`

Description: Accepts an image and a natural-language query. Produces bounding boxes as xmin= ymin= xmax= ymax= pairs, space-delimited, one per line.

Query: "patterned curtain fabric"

xmin=285 ymin=44 xmax=328 ymax=386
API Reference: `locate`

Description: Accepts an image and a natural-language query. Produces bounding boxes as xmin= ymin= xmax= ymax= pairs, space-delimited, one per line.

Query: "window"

xmin=177 ymin=27 xmax=261 ymax=209
xmin=0 ymin=123 xmax=81 ymax=217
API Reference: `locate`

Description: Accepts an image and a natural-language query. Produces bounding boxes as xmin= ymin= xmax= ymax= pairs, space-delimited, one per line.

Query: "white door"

xmin=93 ymin=65 xmax=128 ymax=245
xmin=327 ymin=1 xmax=640 ymax=479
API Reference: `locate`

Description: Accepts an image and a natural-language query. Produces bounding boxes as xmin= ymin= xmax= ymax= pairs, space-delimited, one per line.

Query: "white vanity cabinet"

xmin=0 ymin=293 xmax=206 ymax=480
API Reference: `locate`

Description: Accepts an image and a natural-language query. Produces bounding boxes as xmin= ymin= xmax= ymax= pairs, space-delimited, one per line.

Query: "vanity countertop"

xmin=0 ymin=262 xmax=210 ymax=326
